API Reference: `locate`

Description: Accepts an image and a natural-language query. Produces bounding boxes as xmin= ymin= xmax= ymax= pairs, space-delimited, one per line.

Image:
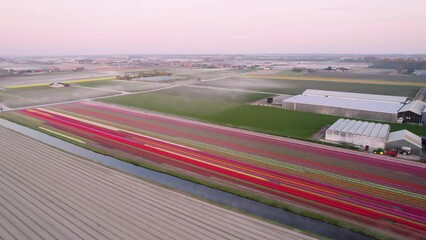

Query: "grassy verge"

xmin=0 ymin=112 xmax=396 ymax=240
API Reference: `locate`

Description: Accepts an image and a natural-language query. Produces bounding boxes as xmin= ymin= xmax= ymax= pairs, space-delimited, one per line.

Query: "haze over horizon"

xmin=1 ymin=0 xmax=425 ymax=56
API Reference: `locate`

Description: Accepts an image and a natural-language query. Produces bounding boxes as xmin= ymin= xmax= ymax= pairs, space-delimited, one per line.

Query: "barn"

xmin=49 ymin=82 xmax=70 ymax=88
xmin=282 ymin=90 xmax=407 ymax=122
xmin=397 ymin=100 xmax=426 ymax=124
xmin=422 ymin=108 xmax=426 ymax=124
xmin=325 ymin=118 xmax=390 ymax=149
xmin=386 ymin=130 xmax=423 ymax=155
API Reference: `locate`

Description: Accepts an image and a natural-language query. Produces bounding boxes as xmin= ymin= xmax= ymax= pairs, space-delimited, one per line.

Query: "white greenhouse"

xmin=325 ymin=118 xmax=390 ymax=149
xmin=282 ymin=89 xmax=407 ymax=122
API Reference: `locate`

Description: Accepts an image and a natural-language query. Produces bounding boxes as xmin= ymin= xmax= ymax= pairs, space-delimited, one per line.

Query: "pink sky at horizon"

xmin=1 ymin=0 xmax=425 ymax=55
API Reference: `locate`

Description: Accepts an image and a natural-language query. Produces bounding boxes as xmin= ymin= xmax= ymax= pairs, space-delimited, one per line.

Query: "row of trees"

xmin=370 ymin=58 xmax=426 ymax=70
xmin=292 ymin=67 xmax=316 ymax=73
xmin=116 ymin=70 xmax=173 ymax=80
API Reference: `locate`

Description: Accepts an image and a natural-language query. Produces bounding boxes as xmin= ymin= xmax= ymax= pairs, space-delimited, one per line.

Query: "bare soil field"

xmin=197 ymin=77 xmax=295 ymax=93
xmin=305 ymin=71 xmax=426 ymax=83
xmin=172 ymin=68 xmax=245 ymax=80
xmin=245 ymin=74 xmax=426 ymax=87
xmin=197 ymin=76 xmax=421 ymax=97
xmin=0 ymin=70 xmax=117 ymax=87
xmin=114 ymin=67 xmax=244 ymax=81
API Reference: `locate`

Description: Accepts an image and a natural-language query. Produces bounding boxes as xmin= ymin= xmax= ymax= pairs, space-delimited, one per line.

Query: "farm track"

xmin=0 ymin=126 xmax=312 ymax=240
xmin=16 ymin=102 xmax=426 ymax=239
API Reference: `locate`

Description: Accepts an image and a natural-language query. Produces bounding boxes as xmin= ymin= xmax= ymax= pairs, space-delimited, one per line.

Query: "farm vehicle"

xmin=373 ymin=148 xmax=398 ymax=157
xmin=399 ymin=147 xmax=412 ymax=155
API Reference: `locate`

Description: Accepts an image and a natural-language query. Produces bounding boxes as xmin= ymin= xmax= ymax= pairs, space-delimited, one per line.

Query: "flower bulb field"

xmin=10 ymin=101 xmax=426 ymax=239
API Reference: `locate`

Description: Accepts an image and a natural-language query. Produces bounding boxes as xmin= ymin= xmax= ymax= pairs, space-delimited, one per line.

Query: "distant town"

xmin=1 ymin=54 xmax=426 ymax=76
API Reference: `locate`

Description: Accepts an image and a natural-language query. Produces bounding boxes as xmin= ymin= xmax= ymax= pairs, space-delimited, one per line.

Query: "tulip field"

xmin=15 ymin=101 xmax=426 ymax=239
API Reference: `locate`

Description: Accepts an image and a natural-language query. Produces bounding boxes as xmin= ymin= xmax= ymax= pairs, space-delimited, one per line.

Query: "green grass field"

xmin=76 ymin=80 xmax=164 ymax=92
xmin=99 ymin=90 xmax=341 ymax=138
xmin=100 ymin=87 xmax=426 ymax=139
xmin=76 ymin=80 xmax=121 ymax=88
xmin=158 ymin=86 xmax=271 ymax=103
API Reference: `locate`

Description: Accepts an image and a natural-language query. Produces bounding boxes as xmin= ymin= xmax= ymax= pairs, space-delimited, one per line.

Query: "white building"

xmin=326 ymin=118 xmax=390 ymax=149
xmin=386 ymin=130 xmax=423 ymax=155
xmin=283 ymin=89 xmax=407 ymax=122
xmin=49 ymin=82 xmax=70 ymax=88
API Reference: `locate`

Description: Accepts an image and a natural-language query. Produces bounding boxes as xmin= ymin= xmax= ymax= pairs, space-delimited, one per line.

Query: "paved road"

xmin=0 ymin=126 xmax=315 ymax=240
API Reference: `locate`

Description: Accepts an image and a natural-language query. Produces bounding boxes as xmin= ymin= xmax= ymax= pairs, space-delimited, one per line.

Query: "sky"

xmin=1 ymin=0 xmax=425 ymax=55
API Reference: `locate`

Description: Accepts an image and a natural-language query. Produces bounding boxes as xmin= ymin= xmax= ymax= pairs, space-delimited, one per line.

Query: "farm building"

xmin=282 ymin=89 xmax=407 ymax=122
xmin=422 ymin=108 xmax=426 ymax=124
xmin=397 ymin=100 xmax=426 ymax=124
xmin=49 ymin=82 xmax=70 ymax=88
xmin=325 ymin=118 xmax=390 ymax=149
xmin=386 ymin=130 xmax=422 ymax=155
